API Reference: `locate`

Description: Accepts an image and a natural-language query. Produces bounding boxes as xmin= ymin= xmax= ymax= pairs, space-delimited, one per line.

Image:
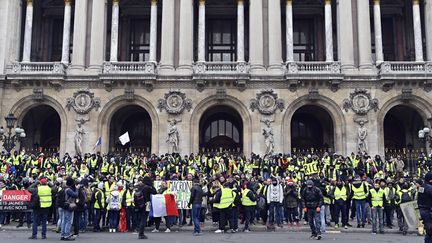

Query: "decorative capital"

xmin=373 ymin=0 xmax=380 ymax=5
xmin=158 ymin=90 xmax=193 ymax=115
xmin=250 ymin=89 xmax=285 ymax=115
xmin=151 ymin=0 xmax=158 ymax=5
xmin=413 ymin=0 xmax=420 ymax=5
xmin=199 ymin=0 xmax=205 ymax=5
xmin=66 ymin=89 xmax=101 ymax=115
xmin=113 ymin=0 xmax=120 ymax=4
xmin=342 ymin=89 xmax=379 ymax=115
xmin=27 ymin=0 xmax=33 ymax=5
xmin=325 ymin=0 xmax=331 ymax=5
xmin=65 ymin=0 xmax=72 ymax=5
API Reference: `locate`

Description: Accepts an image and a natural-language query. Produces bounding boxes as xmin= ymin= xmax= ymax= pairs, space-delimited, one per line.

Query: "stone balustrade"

xmin=102 ymin=62 xmax=157 ymax=75
xmin=8 ymin=62 xmax=66 ymax=75
xmin=193 ymin=62 xmax=250 ymax=75
xmin=380 ymin=61 xmax=432 ymax=74
xmin=286 ymin=61 xmax=341 ymax=74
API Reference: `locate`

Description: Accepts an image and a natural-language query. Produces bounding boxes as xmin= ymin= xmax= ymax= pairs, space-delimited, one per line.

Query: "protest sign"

xmin=400 ymin=201 xmax=420 ymax=231
xmin=154 ymin=180 xmax=192 ymax=209
xmin=0 ymin=190 xmax=32 ymax=211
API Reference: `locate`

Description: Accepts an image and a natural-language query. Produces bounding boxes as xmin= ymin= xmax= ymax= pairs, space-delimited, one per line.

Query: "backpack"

xmin=84 ymin=187 xmax=92 ymax=203
xmin=56 ymin=188 xmax=66 ymax=208
xmin=401 ymin=191 xmax=412 ymax=203
xmin=109 ymin=194 xmax=120 ymax=210
xmin=134 ymin=190 xmax=146 ymax=209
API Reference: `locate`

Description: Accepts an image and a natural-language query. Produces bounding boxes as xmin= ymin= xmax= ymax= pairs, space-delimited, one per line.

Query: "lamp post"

xmin=0 ymin=114 xmax=26 ymax=153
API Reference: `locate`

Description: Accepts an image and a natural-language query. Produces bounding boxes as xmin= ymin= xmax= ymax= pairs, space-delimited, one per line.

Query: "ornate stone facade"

xmin=0 ymin=0 xmax=431 ymax=157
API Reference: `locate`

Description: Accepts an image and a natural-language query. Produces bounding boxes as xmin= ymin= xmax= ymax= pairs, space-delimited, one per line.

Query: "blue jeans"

xmin=191 ymin=204 xmax=201 ymax=233
xmin=32 ymin=211 xmax=48 ymax=237
xmin=108 ymin=210 xmax=119 ymax=229
xmin=320 ymin=205 xmax=326 ymax=233
xmin=0 ymin=212 xmax=4 ymax=225
xmin=232 ymin=207 xmax=239 ymax=230
xmin=371 ymin=207 xmax=384 ymax=233
xmin=57 ymin=208 xmax=64 ymax=231
xmin=80 ymin=209 xmax=88 ymax=230
xmin=61 ymin=210 xmax=74 ymax=238
xmin=354 ymin=200 xmax=366 ymax=225
xmin=268 ymin=202 xmax=282 ymax=225
xmin=307 ymin=209 xmax=321 ymax=236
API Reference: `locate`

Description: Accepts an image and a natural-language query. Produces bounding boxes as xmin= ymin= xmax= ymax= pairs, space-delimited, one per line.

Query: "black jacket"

xmin=301 ymin=186 xmax=323 ymax=209
xmin=189 ymin=184 xmax=204 ymax=205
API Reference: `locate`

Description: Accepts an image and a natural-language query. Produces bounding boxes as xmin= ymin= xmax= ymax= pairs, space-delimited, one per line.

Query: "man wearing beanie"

xmin=28 ymin=177 xmax=52 ymax=239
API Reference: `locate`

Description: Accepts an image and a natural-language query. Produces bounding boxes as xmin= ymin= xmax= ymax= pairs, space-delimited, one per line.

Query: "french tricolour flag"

xmin=150 ymin=194 xmax=179 ymax=217
xmin=92 ymin=137 xmax=102 ymax=152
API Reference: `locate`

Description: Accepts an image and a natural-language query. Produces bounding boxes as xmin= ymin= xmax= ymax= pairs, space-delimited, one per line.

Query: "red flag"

xmin=164 ymin=194 xmax=179 ymax=217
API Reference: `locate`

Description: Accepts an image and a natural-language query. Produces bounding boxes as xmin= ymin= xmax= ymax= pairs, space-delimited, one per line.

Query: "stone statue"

xmin=357 ymin=121 xmax=368 ymax=154
xmin=74 ymin=120 xmax=86 ymax=155
xmin=167 ymin=118 xmax=181 ymax=153
xmin=262 ymin=119 xmax=275 ymax=156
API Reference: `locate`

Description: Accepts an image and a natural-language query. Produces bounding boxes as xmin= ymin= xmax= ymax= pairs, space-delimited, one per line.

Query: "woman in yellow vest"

xmin=369 ymin=181 xmax=385 ymax=234
xmin=241 ymin=183 xmax=257 ymax=232
xmin=93 ymin=182 xmax=105 ymax=232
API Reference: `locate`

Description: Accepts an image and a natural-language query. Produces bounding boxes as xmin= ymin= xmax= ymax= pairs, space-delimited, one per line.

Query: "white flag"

xmin=119 ymin=132 xmax=130 ymax=145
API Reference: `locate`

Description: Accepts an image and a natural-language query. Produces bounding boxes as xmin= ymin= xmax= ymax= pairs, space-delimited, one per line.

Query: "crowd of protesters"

xmin=0 ymin=150 xmax=431 ymax=240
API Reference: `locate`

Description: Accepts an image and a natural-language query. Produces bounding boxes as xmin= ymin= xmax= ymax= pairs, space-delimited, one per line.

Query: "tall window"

xmin=207 ymin=19 xmax=237 ymax=62
xmin=129 ymin=19 xmax=150 ymax=61
xmin=293 ymin=19 xmax=316 ymax=61
xmin=49 ymin=18 xmax=64 ymax=61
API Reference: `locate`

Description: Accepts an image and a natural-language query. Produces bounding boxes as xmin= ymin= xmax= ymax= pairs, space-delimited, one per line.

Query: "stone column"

xmin=249 ymin=0 xmax=264 ymax=70
xmin=412 ymin=0 xmax=424 ymax=62
xmin=237 ymin=0 xmax=245 ymax=62
xmin=71 ymin=0 xmax=88 ymax=70
xmin=325 ymin=0 xmax=333 ymax=62
xmin=267 ymin=0 xmax=283 ymax=70
xmin=22 ymin=0 xmax=33 ymax=62
xmin=159 ymin=0 xmax=175 ymax=71
xmin=198 ymin=0 xmax=206 ymax=62
xmin=373 ymin=0 xmax=384 ymax=64
xmin=178 ymin=0 xmax=193 ymax=71
xmin=61 ymin=0 xmax=72 ymax=64
xmin=286 ymin=0 xmax=293 ymax=62
xmin=426 ymin=0 xmax=432 ymax=61
xmin=110 ymin=0 xmax=119 ymax=62
xmin=357 ymin=0 xmax=373 ymax=69
xmin=149 ymin=0 xmax=158 ymax=62
xmin=336 ymin=0 xmax=355 ymax=70
xmin=89 ymin=0 xmax=107 ymax=68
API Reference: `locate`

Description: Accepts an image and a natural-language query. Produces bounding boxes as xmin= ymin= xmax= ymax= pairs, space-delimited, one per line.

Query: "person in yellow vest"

xmin=29 ymin=177 xmax=52 ymax=239
xmin=241 ymin=182 xmax=257 ymax=232
xmin=369 ymin=181 xmax=385 ymax=234
xmin=107 ymin=185 xmax=122 ymax=233
xmin=396 ymin=182 xmax=413 ymax=235
xmin=333 ymin=180 xmax=349 ymax=229
xmin=93 ymin=182 xmax=105 ymax=232
xmin=213 ymin=182 xmax=235 ymax=233
xmin=351 ymin=176 xmax=368 ymax=228
xmin=123 ymin=183 xmax=136 ymax=232
xmin=104 ymin=176 xmax=117 ymax=203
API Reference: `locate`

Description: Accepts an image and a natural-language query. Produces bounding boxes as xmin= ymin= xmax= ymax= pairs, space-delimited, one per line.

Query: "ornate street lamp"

xmin=418 ymin=127 xmax=432 ymax=148
xmin=0 ymin=113 xmax=26 ymax=152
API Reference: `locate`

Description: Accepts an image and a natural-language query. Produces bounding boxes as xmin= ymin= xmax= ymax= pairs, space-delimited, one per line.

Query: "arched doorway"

xmin=21 ymin=105 xmax=61 ymax=153
xmin=109 ymin=105 xmax=152 ymax=153
xmin=199 ymin=105 xmax=243 ymax=153
xmin=291 ymin=105 xmax=334 ymax=154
